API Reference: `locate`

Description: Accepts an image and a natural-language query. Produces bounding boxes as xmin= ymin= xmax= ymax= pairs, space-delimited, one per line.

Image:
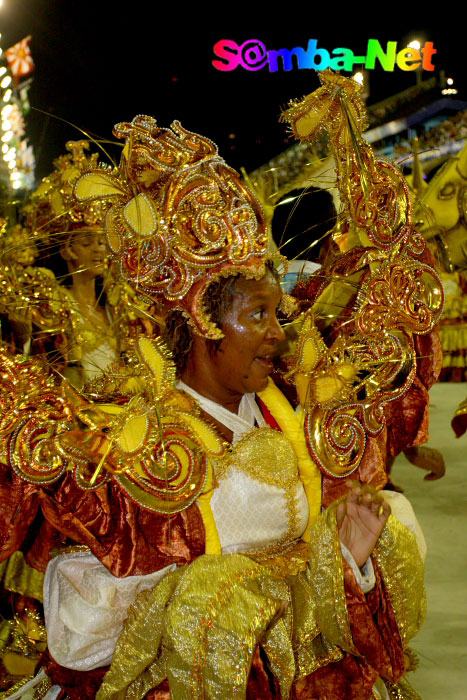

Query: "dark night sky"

xmin=0 ymin=2 xmax=463 ymax=180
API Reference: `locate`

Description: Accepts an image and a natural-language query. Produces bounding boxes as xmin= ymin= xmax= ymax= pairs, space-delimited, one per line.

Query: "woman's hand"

xmin=336 ymin=480 xmax=391 ymax=568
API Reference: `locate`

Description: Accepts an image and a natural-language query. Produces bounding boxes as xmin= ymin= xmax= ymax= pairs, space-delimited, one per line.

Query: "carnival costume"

xmin=0 ymin=72 xmax=443 ymax=699
xmin=0 ymin=141 xmax=152 ymax=389
xmin=412 ymin=141 xmax=467 ymax=381
xmin=0 ymin=142 xmax=154 ymax=692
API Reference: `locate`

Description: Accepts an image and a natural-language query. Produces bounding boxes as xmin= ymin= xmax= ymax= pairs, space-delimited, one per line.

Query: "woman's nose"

xmin=92 ymin=237 xmax=106 ymax=251
xmin=268 ymin=315 xmax=286 ymax=343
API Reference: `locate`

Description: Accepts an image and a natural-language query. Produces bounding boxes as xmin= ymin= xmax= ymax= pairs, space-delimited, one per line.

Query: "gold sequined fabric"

xmin=0 ymin=551 xmax=44 ymax=602
xmin=96 ymin=510 xmax=359 ymax=700
xmin=291 ymin=503 xmax=357 ymax=679
xmin=373 ymin=515 xmax=426 ymax=647
xmin=384 ymin=676 xmax=422 ymax=700
xmin=96 ymin=500 xmax=426 ymax=700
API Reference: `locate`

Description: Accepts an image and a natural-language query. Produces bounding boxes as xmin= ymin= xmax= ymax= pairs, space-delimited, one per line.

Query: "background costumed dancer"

xmin=0 ymin=140 xmax=154 ymax=388
xmin=412 ymin=138 xmax=467 ymax=436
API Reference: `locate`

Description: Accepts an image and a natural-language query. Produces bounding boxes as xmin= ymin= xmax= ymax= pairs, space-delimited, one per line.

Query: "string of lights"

xmin=0 ymin=24 xmax=35 ymax=192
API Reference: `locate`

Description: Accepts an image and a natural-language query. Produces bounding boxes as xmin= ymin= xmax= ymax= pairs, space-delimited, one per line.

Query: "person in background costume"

xmin=413 ymin=139 xmax=467 ymax=444
xmin=0 ymin=72 xmax=442 ymax=699
xmin=0 ymin=140 xmax=154 ymax=389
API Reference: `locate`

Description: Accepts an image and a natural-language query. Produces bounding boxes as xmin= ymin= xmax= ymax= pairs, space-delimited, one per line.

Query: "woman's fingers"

xmin=380 ymin=499 xmax=391 ymax=520
xmin=344 ymin=480 xmax=390 ymax=517
xmin=345 ymin=479 xmax=361 ymax=503
xmin=369 ymin=498 xmax=382 ymax=514
xmin=345 ymin=480 xmax=375 ymax=501
xmin=336 ymin=500 xmax=347 ymax=529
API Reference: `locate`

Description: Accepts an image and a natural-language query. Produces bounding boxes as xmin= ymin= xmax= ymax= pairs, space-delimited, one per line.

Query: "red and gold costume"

xmin=0 ymin=72 xmax=442 ymax=699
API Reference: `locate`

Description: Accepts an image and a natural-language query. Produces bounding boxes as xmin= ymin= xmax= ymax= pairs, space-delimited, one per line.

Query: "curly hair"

xmin=164 ymin=262 xmax=279 ymax=376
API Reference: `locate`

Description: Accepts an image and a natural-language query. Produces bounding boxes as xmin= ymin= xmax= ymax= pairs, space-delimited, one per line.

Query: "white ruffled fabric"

xmin=381 ymin=490 xmax=426 ymax=561
xmin=43 ymin=551 xmax=176 ymax=670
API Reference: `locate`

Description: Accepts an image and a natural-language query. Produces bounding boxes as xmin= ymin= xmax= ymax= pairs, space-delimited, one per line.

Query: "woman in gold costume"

xmin=0 ymin=73 xmax=442 ymax=700
xmin=1 ymin=140 xmax=151 ymax=389
xmin=48 ymin=225 xmax=119 ymax=388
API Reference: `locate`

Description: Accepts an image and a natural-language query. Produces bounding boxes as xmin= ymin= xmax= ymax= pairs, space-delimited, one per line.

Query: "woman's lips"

xmin=255 ymin=356 xmax=274 ymax=371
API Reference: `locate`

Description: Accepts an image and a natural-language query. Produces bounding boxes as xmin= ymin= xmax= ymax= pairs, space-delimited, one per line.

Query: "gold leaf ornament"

xmin=176 ymin=412 xmax=225 ymax=457
xmin=309 ymin=368 xmax=354 ymax=404
xmin=117 ymin=407 xmax=150 ymax=455
xmin=292 ymin=313 xmax=328 ymax=406
xmin=294 ymin=314 xmax=326 ymax=374
xmin=74 ymin=171 xmax=127 ymax=201
xmin=123 ymin=193 xmax=158 ymax=237
xmin=136 ymin=336 xmax=175 ymax=399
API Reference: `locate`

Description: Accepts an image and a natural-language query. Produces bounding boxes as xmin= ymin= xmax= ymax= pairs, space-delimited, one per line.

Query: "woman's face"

xmin=205 ymin=272 xmax=286 ymax=396
xmin=63 ymin=229 xmax=107 ymax=277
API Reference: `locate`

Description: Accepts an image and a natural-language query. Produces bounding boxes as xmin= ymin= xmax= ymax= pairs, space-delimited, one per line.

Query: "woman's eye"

xmin=252 ymin=308 xmax=265 ymax=320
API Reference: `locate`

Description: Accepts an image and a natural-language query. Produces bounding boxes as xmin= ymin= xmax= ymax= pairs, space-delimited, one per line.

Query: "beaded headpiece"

xmin=24 ymin=140 xmax=110 ymax=244
xmin=75 ymin=116 xmax=269 ymax=338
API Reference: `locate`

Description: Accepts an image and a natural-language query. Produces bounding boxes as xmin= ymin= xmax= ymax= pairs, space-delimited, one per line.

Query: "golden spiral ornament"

xmin=355 ymin=260 xmax=444 ymax=336
xmin=305 ymin=405 xmax=366 ymax=479
xmin=113 ymin=416 xmax=209 ymax=514
xmin=10 ymin=416 xmax=68 ymax=483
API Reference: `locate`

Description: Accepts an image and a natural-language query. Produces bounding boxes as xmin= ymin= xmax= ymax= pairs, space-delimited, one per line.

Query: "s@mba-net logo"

xmin=212 ymin=38 xmax=437 ymax=73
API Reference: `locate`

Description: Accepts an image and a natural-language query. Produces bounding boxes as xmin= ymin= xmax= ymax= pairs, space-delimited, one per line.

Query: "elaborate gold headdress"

xmin=75 ymin=116 xmax=269 ymax=338
xmin=24 ymin=140 xmax=110 ymax=243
